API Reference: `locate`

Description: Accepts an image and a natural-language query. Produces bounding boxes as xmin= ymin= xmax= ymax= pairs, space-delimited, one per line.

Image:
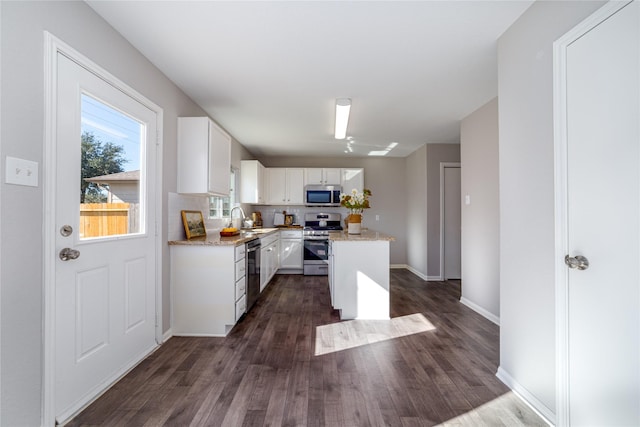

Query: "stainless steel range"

xmin=303 ymin=212 xmax=342 ymax=275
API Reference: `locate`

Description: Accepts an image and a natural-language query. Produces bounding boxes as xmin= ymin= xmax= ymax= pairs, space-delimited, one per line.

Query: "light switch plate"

xmin=6 ymin=156 xmax=38 ymax=187
xmin=465 ymin=195 xmax=471 ymax=205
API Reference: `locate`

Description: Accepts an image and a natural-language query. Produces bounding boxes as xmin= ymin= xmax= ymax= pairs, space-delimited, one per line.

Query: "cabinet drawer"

xmin=280 ymin=229 xmax=302 ymax=239
xmin=235 ymin=277 xmax=246 ymax=301
xmin=235 ymin=295 xmax=246 ymax=322
xmin=260 ymin=233 xmax=278 ymax=247
xmin=235 ymin=259 xmax=246 ymax=280
xmin=235 ymin=244 xmax=246 ymax=261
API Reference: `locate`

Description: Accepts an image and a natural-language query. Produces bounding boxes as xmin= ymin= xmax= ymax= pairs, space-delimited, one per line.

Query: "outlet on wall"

xmin=5 ymin=156 xmax=38 ymax=187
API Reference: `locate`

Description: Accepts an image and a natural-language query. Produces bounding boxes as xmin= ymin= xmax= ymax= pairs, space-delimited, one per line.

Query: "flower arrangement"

xmin=340 ymin=188 xmax=372 ymax=214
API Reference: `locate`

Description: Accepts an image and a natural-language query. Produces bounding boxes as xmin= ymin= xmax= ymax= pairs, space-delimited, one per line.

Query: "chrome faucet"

xmin=229 ymin=206 xmax=246 ymax=228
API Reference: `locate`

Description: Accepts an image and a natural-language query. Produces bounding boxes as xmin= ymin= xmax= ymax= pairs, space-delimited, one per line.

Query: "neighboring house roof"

xmin=85 ymin=170 xmax=140 ymax=183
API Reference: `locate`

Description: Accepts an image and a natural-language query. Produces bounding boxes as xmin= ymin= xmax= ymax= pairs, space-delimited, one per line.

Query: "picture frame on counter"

xmin=181 ymin=210 xmax=206 ymax=239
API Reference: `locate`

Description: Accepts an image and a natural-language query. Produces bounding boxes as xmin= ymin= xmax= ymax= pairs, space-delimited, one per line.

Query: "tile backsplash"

xmin=250 ymin=205 xmax=344 ymax=227
xmin=168 ymin=193 xmax=349 ymax=241
xmin=168 ymin=192 xmax=228 ymax=241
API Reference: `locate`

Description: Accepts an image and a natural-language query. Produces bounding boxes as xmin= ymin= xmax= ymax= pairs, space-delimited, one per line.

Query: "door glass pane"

xmin=80 ymin=94 xmax=144 ymax=239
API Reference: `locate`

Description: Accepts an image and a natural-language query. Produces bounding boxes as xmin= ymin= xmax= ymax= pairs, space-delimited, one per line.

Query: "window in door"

xmin=80 ymin=94 xmax=145 ymax=238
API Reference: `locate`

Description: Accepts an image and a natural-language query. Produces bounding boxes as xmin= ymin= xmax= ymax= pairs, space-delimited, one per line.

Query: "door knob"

xmin=59 ymin=248 xmax=80 ymax=261
xmin=565 ymin=254 xmax=589 ymax=270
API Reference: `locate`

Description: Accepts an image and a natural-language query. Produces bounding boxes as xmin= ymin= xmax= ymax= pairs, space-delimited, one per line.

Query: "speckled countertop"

xmin=328 ymin=229 xmax=395 ymax=242
xmin=168 ymin=228 xmax=280 ymax=246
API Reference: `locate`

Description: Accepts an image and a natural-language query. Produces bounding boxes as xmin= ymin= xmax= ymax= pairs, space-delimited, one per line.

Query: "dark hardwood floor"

xmin=67 ymin=270 xmax=546 ymax=426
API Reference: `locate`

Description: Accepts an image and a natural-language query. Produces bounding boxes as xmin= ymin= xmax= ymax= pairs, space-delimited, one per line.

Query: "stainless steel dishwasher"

xmin=245 ymin=238 xmax=261 ymax=311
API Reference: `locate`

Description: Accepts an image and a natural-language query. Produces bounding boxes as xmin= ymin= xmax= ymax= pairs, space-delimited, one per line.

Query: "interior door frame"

xmin=439 ymin=162 xmax=461 ymax=281
xmin=552 ymin=2 xmax=630 ymax=425
xmin=42 ymin=32 xmax=164 ymax=425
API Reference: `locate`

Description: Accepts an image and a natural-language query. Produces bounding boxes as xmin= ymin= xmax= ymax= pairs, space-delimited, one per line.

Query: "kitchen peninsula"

xmin=169 ymin=228 xmax=279 ymax=336
xmin=328 ymin=229 xmax=395 ymax=320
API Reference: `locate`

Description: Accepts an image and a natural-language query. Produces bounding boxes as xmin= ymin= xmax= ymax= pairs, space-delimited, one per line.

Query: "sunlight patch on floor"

xmin=314 ymin=313 xmax=436 ymax=356
xmin=436 ymin=392 xmax=551 ymax=427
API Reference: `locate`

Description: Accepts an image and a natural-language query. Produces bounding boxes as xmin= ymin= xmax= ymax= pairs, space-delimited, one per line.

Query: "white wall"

xmin=0 ymin=2 xmax=207 ymax=424
xmin=460 ymin=98 xmax=500 ymax=323
xmin=497 ymin=0 xmax=605 ymax=421
xmin=405 ymin=144 xmax=461 ymax=279
xmin=405 ymin=145 xmax=428 ymax=276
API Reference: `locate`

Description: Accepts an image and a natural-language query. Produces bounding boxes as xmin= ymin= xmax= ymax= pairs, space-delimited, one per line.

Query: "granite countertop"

xmin=328 ymin=229 xmax=395 ymax=242
xmin=168 ymin=228 xmax=280 ymax=246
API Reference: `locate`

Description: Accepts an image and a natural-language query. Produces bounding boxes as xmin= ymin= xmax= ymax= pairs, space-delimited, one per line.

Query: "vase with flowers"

xmin=340 ymin=188 xmax=372 ymax=234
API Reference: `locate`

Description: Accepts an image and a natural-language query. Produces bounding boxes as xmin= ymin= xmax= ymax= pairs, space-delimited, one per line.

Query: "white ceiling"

xmin=87 ymin=1 xmax=532 ymax=158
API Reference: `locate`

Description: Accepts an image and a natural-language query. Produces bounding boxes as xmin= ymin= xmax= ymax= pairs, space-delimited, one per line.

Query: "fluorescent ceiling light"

xmin=334 ymin=98 xmax=351 ymax=140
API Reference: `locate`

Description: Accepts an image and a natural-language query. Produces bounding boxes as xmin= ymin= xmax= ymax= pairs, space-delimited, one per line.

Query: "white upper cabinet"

xmin=341 ymin=168 xmax=364 ymax=193
xmin=267 ymin=168 xmax=286 ymax=204
xmin=177 ymin=117 xmax=231 ymax=196
xmin=240 ymin=160 xmax=267 ymax=204
xmin=305 ymin=168 xmax=341 ymax=185
xmin=267 ymin=168 xmax=304 ymax=205
xmin=287 ymin=169 xmax=305 ymax=204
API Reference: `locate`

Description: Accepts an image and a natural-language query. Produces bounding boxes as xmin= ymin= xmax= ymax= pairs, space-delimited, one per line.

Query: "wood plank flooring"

xmin=67 ymin=270 xmax=547 ymax=426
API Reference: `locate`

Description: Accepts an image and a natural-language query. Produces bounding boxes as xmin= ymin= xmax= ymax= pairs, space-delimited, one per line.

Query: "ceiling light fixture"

xmin=334 ymin=98 xmax=351 ymax=140
xmin=368 ymin=141 xmax=399 ymax=157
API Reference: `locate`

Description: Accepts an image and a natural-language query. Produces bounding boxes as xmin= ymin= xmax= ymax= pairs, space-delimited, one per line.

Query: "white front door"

xmin=54 ymin=53 xmax=159 ymax=423
xmin=558 ymin=2 xmax=639 ymax=425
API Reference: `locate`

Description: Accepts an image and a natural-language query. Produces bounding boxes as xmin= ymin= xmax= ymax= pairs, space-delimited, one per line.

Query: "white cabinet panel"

xmin=235 ymin=244 xmax=246 ymax=260
xmin=235 ymin=278 xmax=246 ymax=301
xmin=341 ymin=168 xmax=364 ymax=193
xmin=235 ymin=259 xmax=246 ymax=281
xmin=235 ymin=295 xmax=246 ymax=322
xmin=279 ymin=229 xmax=303 ymax=270
xmin=267 ymin=168 xmax=304 ymax=205
xmin=267 ymin=168 xmax=287 ymax=204
xmin=305 ymin=168 xmax=341 ymax=185
xmin=241 ymin=160 xmax=267 ymax=204
xmin=331 ymin=240 xmax=390 ymax=320
xmin=259 ymin=233 xmax=279 ymax=291
xmin=286 ymin=168 xmax=305 ymax=204
xmin=171 ymin=245 xmax=237 ymax=336
xmin=178 ymin=117 xmax=231 ymax=195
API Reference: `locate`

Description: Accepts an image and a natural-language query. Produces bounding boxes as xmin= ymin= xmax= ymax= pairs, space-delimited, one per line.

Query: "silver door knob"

xmin=565 ymin=254 xmax=589 ymax=270
xmin=59 ymin=248 xmax=80 ymax=261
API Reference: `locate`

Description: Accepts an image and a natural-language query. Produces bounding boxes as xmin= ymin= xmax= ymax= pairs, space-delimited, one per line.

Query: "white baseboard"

xmin=395 ymin=265 xmax=446 ymax=282
xmin=162 ymin=329 xmax=173 ymax=343
xmin=404 ymin=265 xmax=429 ymax=281
xmin=460 ymin=297 xmax=500 ymax=326
xmin=496 ymin=367 xmax=555 ymax=426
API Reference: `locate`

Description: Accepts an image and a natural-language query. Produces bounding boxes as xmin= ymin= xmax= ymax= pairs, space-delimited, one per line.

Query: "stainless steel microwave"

xmin=305 ymin=185 xmax=342 ymax=207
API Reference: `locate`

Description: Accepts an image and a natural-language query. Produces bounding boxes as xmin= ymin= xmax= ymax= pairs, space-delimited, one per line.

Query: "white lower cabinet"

xmin=234 ymin=244 xmax=247 ymax=321
xmin=279 ymin=229 xmax=303 ymax=271
xmin=235 ymin=295 xmax=247 ymax=322
xmin=171 ymin=243 xmax=246 ymax=336
xmin=259 ymin=233 xmax=279 ymax=292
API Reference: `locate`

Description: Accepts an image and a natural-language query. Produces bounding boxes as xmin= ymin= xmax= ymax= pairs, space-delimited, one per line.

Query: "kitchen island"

xmin=328 ymin=229 xmax=395 ymax=320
